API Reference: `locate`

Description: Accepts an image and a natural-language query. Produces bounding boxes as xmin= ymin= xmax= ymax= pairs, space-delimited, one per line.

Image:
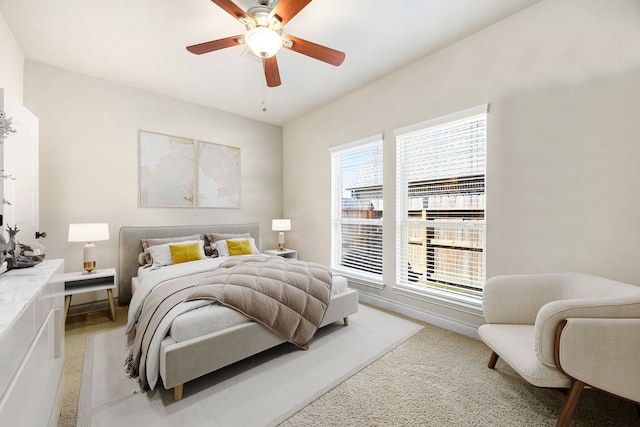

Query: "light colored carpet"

xmin=77 ymin=304 xmax=423 ymax=427
xmin=282 ymin=319 xmax=640 ymax=427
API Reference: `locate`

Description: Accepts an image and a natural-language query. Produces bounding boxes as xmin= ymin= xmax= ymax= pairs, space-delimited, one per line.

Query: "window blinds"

xmin=330 ymin=136 xmax=384 ymax=280
xmin=395 ymin=106 xmax=487 ymax=297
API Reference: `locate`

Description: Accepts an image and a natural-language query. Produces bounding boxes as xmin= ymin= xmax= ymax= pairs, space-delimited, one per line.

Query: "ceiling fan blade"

xmin=270 ymin=0 xmax=312 ymax=26
xmin=282 ymin=35 xmax=345 ymax=66
xmin=263 ymin=56 xmax=281 ymax=87
xmin=210 ymin=0 xmax=247 ymax=20
xmin=186 ymin=35 xmax=244 ymax=55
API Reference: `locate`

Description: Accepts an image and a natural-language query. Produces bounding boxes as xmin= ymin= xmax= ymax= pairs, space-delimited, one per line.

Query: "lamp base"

xmin=277 ymin=231 xmax=285 ymax=250
xmin=83 ymin=242 xmax=97 ymax=272
xmin=83 ymin=261 xmax=96 ymax=272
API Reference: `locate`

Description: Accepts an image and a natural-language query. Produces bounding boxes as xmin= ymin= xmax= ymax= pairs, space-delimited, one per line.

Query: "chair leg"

xmin=556 ymin=380 xmax=585 ymax=427
xmin=488 ymin=351 xmax=499 ymax=369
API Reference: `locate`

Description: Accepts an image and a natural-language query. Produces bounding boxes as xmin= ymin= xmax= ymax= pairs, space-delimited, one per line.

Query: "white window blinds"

xmin=395 ymin=105 xmax=487 ymax=297
xmin=330 ymin=135 xmax=384 ymax=281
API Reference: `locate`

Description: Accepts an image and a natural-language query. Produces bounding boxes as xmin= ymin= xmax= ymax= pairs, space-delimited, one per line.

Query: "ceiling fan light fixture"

xmin=245 ymin=26 xmax=282 ymax=58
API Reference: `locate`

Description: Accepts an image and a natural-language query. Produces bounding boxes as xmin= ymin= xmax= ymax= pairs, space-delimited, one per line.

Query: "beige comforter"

xmin=186 ymin=256 xmax=332 ymax=349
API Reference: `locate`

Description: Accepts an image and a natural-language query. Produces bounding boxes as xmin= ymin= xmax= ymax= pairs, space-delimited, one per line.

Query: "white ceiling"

xmin=1 ymin=0 xmax=542 ymax=126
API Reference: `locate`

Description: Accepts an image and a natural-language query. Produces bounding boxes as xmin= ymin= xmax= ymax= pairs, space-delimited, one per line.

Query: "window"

xmin=395 ymin=105 xmax=487 ymax=298
xmin=330 ymin=135 xmax=384 ymax=283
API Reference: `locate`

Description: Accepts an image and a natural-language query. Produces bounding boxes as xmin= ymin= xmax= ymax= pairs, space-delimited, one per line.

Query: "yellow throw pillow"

xmin=169 ymin=241 xmax=203 ymax=264
xmin=227 ymin=239 xmax=253 ymax=256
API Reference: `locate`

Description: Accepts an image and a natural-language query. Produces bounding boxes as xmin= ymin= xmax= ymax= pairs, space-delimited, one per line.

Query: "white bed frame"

xmin=118 ymin=223 xmax=359 ymax=401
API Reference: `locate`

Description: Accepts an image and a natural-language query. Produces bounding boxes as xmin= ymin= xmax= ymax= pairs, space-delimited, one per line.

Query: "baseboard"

xmin=357 ymin=291 xmax=481 ymax=338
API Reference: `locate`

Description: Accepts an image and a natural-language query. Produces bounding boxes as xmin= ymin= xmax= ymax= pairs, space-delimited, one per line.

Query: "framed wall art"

xmin=138 ymin=130 xmax=195 ymax=207
xmin=197 ymin=140 xmax=241 ymax=208
xmin=138 ymin=130 xmax=241 ymax=208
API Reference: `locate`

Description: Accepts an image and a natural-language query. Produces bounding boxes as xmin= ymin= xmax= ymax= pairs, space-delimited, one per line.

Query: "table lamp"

xmin=271 ymin=219 xmax=291 ymax=250
xmin=68 ymin=223 xmax=109 ymax=272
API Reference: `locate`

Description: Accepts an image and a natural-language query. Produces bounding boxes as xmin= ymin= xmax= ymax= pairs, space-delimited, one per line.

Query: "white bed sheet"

xmin=168 ymin=274 xmax=348 ymax=343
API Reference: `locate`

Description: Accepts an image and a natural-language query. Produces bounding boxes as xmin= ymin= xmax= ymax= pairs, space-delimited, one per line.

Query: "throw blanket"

xmin=186 ymin=256 xmax=332 ymax=350
xmin=127 ymin=256 xmax=332 ymax=390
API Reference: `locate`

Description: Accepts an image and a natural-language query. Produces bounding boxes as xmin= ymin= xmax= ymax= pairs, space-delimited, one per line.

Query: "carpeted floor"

xmin=59 ymin=304 xmax=640 ymax=426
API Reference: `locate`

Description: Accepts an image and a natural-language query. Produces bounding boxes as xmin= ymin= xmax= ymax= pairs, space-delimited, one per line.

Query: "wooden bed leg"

xmin=174 ymin=384 xmax=184 ymax=402
xmin=343 ymin=316 xmax=349 ymax=326
xmin=488 ymin=351 xmax=499 ymax=369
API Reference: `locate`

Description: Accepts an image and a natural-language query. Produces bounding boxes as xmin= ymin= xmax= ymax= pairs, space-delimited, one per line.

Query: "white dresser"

xmin=0 ymin=259 xmax=65 ymax=427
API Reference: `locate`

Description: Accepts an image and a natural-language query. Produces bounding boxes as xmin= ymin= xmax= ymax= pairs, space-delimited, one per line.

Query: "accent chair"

xmin=478 ymin=272 xmax=640 ymax=427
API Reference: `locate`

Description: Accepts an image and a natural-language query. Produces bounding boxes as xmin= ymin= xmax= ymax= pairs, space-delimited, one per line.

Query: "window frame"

xmin=330 ymin=134 xmax=384 ymax=287
xmin=394 ymin=105 xmax=488 ymax=302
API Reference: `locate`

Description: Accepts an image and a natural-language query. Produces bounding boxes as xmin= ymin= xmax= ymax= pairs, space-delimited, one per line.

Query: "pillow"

xmin=145 ymin=239 xmax=205 ymax=268
xmin=205 ymin=232 xmax=251 ymax=245
xmin=170 ymin=241 xmax=204 ymax=264
xmin=226 ymin=239 xmax=253 ymax=256
xmin=141 ymin=234 xmax=201 ymax=265
xmin=214 ymin=238 xmax=260 ymax=257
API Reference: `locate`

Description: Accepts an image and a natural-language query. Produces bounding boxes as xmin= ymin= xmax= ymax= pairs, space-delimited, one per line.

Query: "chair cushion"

xmin=478 ymin=324 xmax=571 ymax=388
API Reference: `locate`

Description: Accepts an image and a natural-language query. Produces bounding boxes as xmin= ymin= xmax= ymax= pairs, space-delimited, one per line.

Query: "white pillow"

xmin=145 ymin=239 xmax=205 ymax=268
xmin=213 ymin=238 xmax=260 ymax=257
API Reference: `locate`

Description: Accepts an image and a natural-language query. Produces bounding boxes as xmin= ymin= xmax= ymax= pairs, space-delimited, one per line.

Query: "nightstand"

xmin=62 ymin=267 xmax=117 ymax=322
xmin=264 ymin=248 xmax=298 ymax=260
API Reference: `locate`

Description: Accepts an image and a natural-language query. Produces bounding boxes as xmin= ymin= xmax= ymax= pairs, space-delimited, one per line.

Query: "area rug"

xmin=77 ymin=304 xmax=422 ymax=427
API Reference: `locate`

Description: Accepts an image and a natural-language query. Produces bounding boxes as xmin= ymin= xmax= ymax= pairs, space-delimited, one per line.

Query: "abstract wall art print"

xmin=138 ymin=130 xmax=195 ymax=207
xmin=197 ymin=140 xmax=241 ymax=208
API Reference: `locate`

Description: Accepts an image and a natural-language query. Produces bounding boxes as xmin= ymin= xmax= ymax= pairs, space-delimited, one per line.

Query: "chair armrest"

xmin=557 ymin=317 xmax=640 ymax=403
xmin=483 ymin=273 xmax=580 ymax=324
xmin=535 ymin=297 xmax=640 ymax=367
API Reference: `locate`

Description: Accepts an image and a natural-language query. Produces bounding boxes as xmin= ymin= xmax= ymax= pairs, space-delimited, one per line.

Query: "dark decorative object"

xmin=0 ymin=225 xmax=44 ymax=270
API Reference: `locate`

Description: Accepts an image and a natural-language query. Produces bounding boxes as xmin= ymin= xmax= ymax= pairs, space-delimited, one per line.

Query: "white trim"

xmin=329 ymin=133 xmax=384 ymax=154
xmin=393 ymin=284 xmax=482 ymax=317
xmin=357 ymin=291 xmax=482 ymax=339
xmin=335 ymin=270 xmax=385 ymax=290
xmin=394 ymin=104 xmax=488 ymax=137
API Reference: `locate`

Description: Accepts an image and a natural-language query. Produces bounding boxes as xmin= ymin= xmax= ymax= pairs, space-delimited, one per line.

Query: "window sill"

xmin=332 ymin=269 xmax=385 ymax=290
xmin=393 ymin=284 xmax=483 ymax=317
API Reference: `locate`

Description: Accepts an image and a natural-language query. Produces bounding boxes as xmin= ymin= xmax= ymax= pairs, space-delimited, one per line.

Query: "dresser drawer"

xmin=0 ymin=309 xmax=63 ymax=426
xmin=0 ymin=301 xmax=34 ymax=399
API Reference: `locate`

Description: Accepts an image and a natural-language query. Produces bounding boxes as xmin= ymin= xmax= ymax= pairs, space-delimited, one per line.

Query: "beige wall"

xmin=0 ymin=11 xmax=23 ymax=101
xmin=282 ymin=0 xmax=640 ymax=329
xmin=24 ymin=60 xmax=283 ymax=304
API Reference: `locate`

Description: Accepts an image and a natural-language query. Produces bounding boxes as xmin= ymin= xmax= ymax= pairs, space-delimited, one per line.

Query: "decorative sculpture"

xmin=0 ymin=225 xmax=44 ymax=270
xmin=0 ymin=111 xmax=17 ymax=139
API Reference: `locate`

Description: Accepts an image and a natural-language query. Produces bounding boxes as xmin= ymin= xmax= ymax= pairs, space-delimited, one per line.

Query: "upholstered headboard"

xmin=118 ymin=223 xmax=262 ymax=305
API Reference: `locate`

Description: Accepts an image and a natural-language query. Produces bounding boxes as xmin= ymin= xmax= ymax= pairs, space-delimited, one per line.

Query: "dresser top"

xmin=0 ymin=259 xmax=64 ymax=339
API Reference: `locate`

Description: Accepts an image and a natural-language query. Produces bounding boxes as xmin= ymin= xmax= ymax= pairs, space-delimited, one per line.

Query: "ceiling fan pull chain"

xmin=261 ymin=84 xmax=268 ymax=112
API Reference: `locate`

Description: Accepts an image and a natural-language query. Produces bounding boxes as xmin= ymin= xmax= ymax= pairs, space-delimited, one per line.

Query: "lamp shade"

xmin=272 ymin=219 xmax=291 ymax=232
xmin=245 ymin=27 xmax=282 ymax=58
xmin=68 ymin=223 xmax=110 ymax=242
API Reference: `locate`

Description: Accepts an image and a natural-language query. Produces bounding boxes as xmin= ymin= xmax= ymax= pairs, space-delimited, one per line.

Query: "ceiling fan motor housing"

xmin=243 ymin=6 xmax=282 ymax=31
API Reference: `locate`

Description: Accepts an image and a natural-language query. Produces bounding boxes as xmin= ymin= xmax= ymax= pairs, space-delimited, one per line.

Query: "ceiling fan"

xmin=187 ymin=0 xmax=346 ymax=87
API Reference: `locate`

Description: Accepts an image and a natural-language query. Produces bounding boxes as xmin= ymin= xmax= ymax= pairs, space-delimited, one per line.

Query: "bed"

xmin=118 ymin=223 xmax=359 ymax=401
